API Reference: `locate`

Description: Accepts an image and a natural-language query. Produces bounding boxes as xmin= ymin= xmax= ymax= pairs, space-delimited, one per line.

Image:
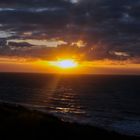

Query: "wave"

xmin=0 ymin=100 xmax=139 ymax=137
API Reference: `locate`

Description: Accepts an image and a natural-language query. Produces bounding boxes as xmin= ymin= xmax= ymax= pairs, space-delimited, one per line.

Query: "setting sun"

xmin=49 ymin=59 xmax=78 ymax=69
xmin=55 ymin=59 xmax=78 ymax=69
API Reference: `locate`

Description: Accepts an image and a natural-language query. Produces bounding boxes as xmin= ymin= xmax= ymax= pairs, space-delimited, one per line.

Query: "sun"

xmin=57 ymin=59 xmax=78 ymax=68
xmin=51 ymin=59 xmax=78 ymax=69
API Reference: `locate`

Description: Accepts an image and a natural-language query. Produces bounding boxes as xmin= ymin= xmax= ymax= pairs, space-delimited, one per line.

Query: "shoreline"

xmin=0 ymin=102 xmax=139 ymax=139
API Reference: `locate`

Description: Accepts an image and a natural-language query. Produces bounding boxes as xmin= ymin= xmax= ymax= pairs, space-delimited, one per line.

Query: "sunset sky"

xmin=0 ymin=0 xmax=140 ymax=74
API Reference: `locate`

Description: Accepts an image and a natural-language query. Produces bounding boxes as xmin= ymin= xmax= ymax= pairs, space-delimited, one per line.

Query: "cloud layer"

xmin=0 ymin=0 xmax=140 ymax=62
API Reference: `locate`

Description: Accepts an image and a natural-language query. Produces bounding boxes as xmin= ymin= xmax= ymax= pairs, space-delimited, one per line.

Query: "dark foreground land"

xmin=0 ymin=103 xmax=139 ymax=140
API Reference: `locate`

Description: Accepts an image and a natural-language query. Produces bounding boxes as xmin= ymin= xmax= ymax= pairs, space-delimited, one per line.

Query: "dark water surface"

xmin=0 ymin=73 xmax=140 ymax=136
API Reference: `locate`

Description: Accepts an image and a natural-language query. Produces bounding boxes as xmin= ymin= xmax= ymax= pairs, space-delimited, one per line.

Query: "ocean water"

xmin=0 ymin=73 xmax=140 ymax=136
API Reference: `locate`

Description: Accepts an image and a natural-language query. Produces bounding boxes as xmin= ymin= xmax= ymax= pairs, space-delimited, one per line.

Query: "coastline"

xmin=0 ymin=102 xmax=139 ymax=139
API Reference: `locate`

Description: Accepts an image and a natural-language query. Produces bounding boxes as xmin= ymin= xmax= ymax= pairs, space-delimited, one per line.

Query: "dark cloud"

xmin=0 ymin=0 xmax=71 ymax=6
xmin=0 ymin=0 xmax=140 ymax=62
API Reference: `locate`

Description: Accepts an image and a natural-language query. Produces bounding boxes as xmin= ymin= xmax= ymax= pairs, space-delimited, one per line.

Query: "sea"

xmin=0 ymin=73 xmax=140 ymax=136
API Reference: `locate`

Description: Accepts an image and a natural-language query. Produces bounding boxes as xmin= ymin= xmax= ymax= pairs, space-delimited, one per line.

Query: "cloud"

xmin=7 ymin=39 xmax=67 ymax=47
xmin=0 ymin=0 xmax=139 ymax=62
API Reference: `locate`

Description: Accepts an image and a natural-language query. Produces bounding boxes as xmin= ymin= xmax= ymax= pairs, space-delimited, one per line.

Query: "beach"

xmin=0 ymin=102 xmax=138 ymax=139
